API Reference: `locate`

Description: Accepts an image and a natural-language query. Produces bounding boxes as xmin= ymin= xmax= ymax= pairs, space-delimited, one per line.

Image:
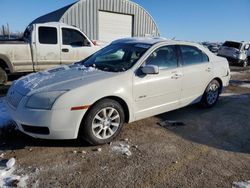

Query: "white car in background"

xmin=218 ymin=41 xmax=250 ymax=67
xmin=6 ymin=38 xmax=230 ymax=145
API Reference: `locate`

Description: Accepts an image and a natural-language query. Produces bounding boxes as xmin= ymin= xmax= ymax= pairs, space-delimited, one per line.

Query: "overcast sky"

xmin=0 ymin=0 xmax=249 ymax=42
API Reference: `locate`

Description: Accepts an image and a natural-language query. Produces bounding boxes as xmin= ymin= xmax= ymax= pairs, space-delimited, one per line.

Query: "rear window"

xmin=180 ymin=45 xmax=208 ymax=66
xmin=222 ymin=41 xmax=241 ymax=49
xmin=39 ymin=27 xmax=57 ymax=45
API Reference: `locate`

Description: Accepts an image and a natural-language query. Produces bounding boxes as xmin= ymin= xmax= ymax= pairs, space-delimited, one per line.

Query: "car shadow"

xmin=0 ymin=126 xmax=90 ymax=151
xmin=156 ymin=94 xmax=250 ymax=154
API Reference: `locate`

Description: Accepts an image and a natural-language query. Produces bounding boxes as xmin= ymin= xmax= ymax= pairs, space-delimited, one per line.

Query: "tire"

xmin=0 ymin=67 xmax=7 ymax=85
xmin=242 ymin=58 xmax=248 ymax=67
xmin=201 ymin=80 xmax=221 ymax=108
xmin=79 ymin=99 xmax=125 ymax=145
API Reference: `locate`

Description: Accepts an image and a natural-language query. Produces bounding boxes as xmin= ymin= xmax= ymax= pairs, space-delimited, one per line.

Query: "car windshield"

xmin=222 ymin=41 xmax=242 ymax=50
xmin=83 ymin=43 xmax=152 ymax=72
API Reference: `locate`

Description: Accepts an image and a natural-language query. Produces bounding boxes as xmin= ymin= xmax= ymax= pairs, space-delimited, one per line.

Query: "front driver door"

xmin=60 ymin=28 xmax=97 ymax=65
xmin=133 ymin=45 xmax=182 ymax=121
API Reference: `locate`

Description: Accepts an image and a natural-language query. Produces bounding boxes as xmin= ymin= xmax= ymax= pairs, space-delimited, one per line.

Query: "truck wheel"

xmin=79 ymin=99 xmax=125 ymax=145
xmin=0 ymin=67 xmax=7 ymax=85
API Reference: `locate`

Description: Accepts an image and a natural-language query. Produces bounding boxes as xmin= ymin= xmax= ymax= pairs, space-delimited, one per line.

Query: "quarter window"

xmin=145 ymin=46 xmax=178 ymax=69
xmin=180 ymin=45 xmax=209 ymax=65
xmin=62 ymin=28 xmax=89 ymax=47
xmin=38 ymin=27 xmax=57 ymax=44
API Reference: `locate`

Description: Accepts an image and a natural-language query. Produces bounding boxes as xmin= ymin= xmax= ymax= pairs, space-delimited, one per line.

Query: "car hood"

xmin=11 ymin=64 xmax=116 ymax=96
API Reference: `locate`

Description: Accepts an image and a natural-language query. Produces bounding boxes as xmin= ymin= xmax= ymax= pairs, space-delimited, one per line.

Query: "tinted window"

xmin=222 ymin=41 xmax=241 ymax=49
xmin=62 ymin=28 xmax=89 ymax=46
xmin=145 ymin=46 xmax=178 ymax=69
xmin=202 ymin=52 xmax=209 ymax=62
xmin=38 ymin=27 xmax=57 ymax=44
xmin=180 ymin=45 xmax=207 ymax=66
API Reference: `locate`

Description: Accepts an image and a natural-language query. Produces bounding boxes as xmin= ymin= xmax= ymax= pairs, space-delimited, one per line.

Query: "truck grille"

xmin=7 ymin=87 xmax=23 ymax=108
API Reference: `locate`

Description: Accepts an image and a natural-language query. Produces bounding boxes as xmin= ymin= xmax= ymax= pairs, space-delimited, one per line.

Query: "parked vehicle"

xmin=217 ymin=41 xmax=250 ymax=67
xmin=207 ymin=43 xmax=220 ymax=53
xmin=0 ymin=22 xmax=100 ymax=84
xmin=6 ymin=38 xmax=230 ymax=145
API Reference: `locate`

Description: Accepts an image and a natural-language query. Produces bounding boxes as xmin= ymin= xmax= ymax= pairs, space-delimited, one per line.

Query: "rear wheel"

xmin=0 ymin=67 xmax=7 ymax=85
xmin=201 ymin=80 xmax=221 ymax=108
xmin=79 ymin=99 xmax=125 ymax=145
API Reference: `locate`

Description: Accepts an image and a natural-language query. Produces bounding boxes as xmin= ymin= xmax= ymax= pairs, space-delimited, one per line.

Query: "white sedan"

xmin=6 ymin=38 xmax=230 ymax=145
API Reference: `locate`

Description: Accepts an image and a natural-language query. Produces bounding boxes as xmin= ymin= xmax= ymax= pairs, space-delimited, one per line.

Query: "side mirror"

xmin=141 ymin=65 xmax=159 ymax=75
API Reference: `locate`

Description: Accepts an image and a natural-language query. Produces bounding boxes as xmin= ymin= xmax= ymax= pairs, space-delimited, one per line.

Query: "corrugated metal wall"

xmin=60 ymin=0 xmax=160 ymax=40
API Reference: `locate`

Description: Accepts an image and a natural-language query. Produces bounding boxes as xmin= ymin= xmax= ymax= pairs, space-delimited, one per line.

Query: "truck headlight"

xmin=26 ymin=91 xmax=67 ymax=110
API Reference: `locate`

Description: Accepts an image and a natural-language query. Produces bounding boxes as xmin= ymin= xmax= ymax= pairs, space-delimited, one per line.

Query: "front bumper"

xmin=5 ymin=98 xmax=86 ymax=140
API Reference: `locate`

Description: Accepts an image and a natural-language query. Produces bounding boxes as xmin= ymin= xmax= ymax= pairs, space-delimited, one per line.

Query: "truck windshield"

xmin=83 ymin=43 xmax=152 ymax=72
xmin=222 ymin=41 xmax=242 ymax=50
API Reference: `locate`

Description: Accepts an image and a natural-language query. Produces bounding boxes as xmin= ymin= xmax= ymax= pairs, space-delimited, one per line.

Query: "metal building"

xmin=31 ymin=0 xmax=160 ymax=42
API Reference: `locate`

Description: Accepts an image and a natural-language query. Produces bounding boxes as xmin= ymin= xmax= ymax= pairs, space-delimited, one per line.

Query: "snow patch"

xmin=0 ymin=158 xmax=28 ymax=187
xmin=0 ymin=98 xmax=12 ymax=129
xmin=239 ymin=84 xmax=250 ymax=89
xmin=111 ymin=143 xmax=132 ymax=156
xmin=14 ymin=64 xmax=97 ymax=93
xmin=230 ymin=72 xmax=243 ymax=76
xmin=232 ymin=181 xmax=250 ymax=188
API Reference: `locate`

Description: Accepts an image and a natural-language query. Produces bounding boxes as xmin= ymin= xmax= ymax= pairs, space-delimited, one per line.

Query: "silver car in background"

xmin=218 ymin=41 xmax=250 ymax=67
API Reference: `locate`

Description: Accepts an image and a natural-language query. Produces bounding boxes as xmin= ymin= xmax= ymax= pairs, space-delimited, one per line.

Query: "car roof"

xmin=224 ymin=41 xmax=250 ymax=44
xmin=111 ymin=37 xmax=168 ymax=45
xmin=111 ymin=37 xmax=207 ymax=49
xmin=33 ymin=22 xmax=79 ymax=30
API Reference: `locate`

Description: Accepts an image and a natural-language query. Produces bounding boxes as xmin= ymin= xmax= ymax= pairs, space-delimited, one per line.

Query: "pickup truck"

xmin=0 ymin=22 xmax=100 ymax=84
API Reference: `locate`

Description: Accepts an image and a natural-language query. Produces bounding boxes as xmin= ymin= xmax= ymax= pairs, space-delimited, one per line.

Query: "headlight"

xmin=26 ymin=91 xmax=67 ymax=110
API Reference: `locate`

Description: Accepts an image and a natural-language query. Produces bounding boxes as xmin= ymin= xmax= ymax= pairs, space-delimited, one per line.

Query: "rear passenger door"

xmin=35 ymin=25 xmax=61 ymax=71
xmin=60 ymin=28 xmax=97 ymax=65
xmin=178 ymin=45 xmax=213 ymax=106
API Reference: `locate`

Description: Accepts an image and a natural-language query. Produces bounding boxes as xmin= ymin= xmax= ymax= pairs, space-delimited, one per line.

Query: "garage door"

xmin=99 ymin=11 xmax=133 ymax=42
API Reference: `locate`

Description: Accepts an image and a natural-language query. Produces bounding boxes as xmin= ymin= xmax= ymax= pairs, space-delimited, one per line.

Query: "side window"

xmin=38 ymin=27 xmax=57 ymax=44
xmin=145 ymin=46 xmax=178 ymax=70
xmin=62 ymin=28 xmax=89 ymax=47
xmin=180 ymin=45 xmax=208 ymax=66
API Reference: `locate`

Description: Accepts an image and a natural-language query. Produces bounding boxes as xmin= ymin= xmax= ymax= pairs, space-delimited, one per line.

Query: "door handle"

xmin=62 ymin=48 xmax=69 ymax=53
xmin=171 ymin=73 xmax=183 ymax=79
xmin=205 ymin=67 xmax=212 ymax=72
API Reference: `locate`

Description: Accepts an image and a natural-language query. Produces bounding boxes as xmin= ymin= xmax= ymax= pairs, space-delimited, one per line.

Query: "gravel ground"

xmin=0 ymin=66 xmax=249 ymax=188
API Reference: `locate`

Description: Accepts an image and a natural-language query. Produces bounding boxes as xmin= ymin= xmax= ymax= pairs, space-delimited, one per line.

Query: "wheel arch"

xmin=82 ymin=96 xmax=130 ymax=124
xmin=213 ymin=77 xmax=223 ymax=93
xmin=0 ymin=55 xmax=14 ymax=73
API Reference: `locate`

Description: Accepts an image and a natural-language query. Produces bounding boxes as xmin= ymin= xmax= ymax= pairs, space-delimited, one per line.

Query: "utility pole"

xmin=2 ymin=25 xmax=5 ymax=39
xmin=7 ymin=23 xmax=10 ymax=39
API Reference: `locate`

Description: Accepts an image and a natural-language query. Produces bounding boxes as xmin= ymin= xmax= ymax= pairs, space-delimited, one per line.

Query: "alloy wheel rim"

xmin=207 ymin=83 xmax=219 ymax=105
xmin=92 ymin=107 xmax=120 ymax=140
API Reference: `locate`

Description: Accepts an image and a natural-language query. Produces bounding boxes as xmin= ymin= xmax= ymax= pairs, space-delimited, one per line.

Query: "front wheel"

xmin=201 ymin=80 xmax=221 ymax=108
xmin=0 ymin=67 xmax=7 ymax=85
xmin=79 ymin=99 xmax=125 ymax=145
